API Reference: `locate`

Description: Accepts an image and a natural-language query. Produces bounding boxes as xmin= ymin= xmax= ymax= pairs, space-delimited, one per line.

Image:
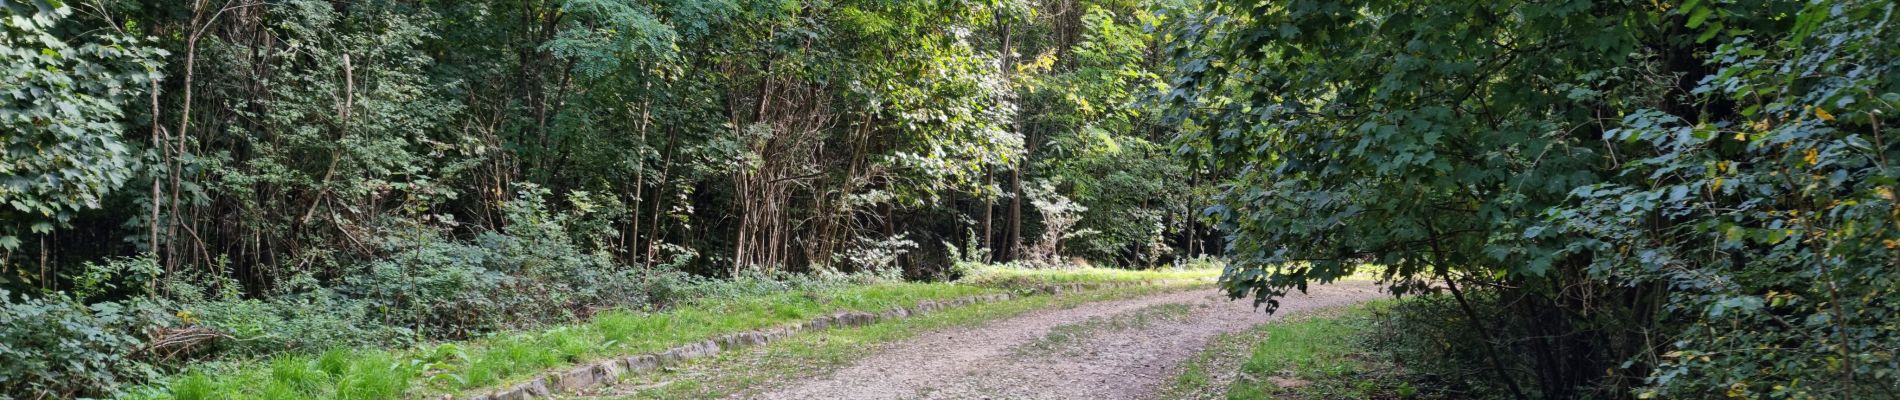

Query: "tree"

xmin=1 ymin=2 xmax=163 ymax=282
xmin=1025 ymin=1 xmax=1204 ymax=266
xmin=1549 ymin=1 xmax=1900 ymax=397
xmin=1167 ymin=0 xmax=1898 ymax=397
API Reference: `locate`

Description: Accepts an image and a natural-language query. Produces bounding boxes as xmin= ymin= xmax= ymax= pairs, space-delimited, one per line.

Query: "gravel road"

xmin=743 ymin=281 xmax=1383 ymax=400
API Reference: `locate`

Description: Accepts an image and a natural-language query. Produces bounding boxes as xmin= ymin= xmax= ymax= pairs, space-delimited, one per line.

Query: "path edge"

xmin=442 ymin=281 xmax=1171 ymax=400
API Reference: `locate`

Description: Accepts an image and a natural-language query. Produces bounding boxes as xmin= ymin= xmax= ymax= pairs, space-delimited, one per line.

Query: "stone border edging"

xmin=447 ymin=281 xmax=1161 ymax=400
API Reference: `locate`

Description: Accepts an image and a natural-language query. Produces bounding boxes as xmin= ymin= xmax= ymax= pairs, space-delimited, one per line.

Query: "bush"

xmin=155 ymin=191 xmax=644 ymax=359
xmin=148 ymin=185 xmax=675 ymax=361
xmin=662 ymin=267 xmax=891 ymax=304
xmin=314 ymin=184 xmax=659 ymax=342
xmin=0 ymin=290 xmax=172 ymax=398
xmin=23 ymin=185 xmax=909 ymax=398
xmin=167 ymin=273 xmax=408 ymax=357
xmin=1358 ymin=295 xmax=1519 ymax=399
xmin=1356 ymin=291 xmax=1655 ymax=399
xmin=344 ymin=229 xmax=510 ymax=339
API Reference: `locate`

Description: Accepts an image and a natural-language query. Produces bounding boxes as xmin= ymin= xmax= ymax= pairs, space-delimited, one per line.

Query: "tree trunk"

xmin=1426 ymin=220 xmax=1529 ymax=399
xmin=148 ymin=78 xmax=164 ymax=270
xmin=982 ymin=166 xmax=994 ymax=262
xmin=626 ymin=85 xmax=651 ymax=265
xmin=645 ymin=125 xmax=679 ymax=268
xmin=1006 ymin=164 xmax=1023 ymax=260
xmin=995 ymin=10 xmax=1021 ymax=262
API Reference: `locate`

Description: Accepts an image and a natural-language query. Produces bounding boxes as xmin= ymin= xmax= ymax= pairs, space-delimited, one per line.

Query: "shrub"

xmin=1358 ymin=295 xmax=1520 ymax=399
xmin=833 ymin=233 xmax=918 ymax=274
xmin=1023 ymin=180 xmax=1087 ymax=265
xmin=0 ymin=290 xmax=171 ymax=398
xmin=143 ymin=186 xmax=677 ymax=366
xmin=339 ymin=184 xmax=657 ymax=339
xmin=167 ymin=273 xmax=408 ymax=357
xmin=344 ymin=229 xmax=509 ymax=339
xmin=477 ymin=184 xmax=651 ymax=320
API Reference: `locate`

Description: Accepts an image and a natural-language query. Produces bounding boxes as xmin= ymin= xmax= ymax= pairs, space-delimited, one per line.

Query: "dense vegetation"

xmin=3 ymin=0 xmax=1895 ymax=398
xmin=3 ymin=0 xmax=1212 ymax=397
xmin=1174 ymin=0 xmax=1899 ymax=398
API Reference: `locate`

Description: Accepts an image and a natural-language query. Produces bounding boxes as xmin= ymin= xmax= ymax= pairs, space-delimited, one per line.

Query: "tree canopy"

xmin=1169 ymin=0 xmax=1897 ymax=397
xmin=2 ymin=0 xmax=1895 ymax=398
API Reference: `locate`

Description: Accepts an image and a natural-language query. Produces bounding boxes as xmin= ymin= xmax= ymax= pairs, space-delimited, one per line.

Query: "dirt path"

xmin=743 ymin=281 xmax=1383 ymax=400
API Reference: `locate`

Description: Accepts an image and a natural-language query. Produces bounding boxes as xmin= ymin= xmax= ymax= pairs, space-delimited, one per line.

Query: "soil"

xmin=741 ymin=281 xmax=1384 ymax=400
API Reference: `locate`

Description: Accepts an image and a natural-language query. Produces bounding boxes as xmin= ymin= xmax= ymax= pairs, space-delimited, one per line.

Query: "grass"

xmin=589 ymin=282 xmax=1211 ymax=399
xmin=1014 ymin=302 xmax=1197 ymax=356
xmin=956 ymin=262 xmax=1222 ymax=288
xmin=130 ymin=264 xmax=1217 ymax=400
xmin=1162 ymin=301 xmax=1427 ymax=400
xmin=156 ymin=349 xmax=420 ymax=400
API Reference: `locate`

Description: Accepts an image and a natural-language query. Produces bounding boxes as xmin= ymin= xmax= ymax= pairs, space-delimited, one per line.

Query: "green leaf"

xmin=1686 ymin=7 xmax=1713 ymax=28
xmin=1696 ymin=23 xmax=1722 ymax=43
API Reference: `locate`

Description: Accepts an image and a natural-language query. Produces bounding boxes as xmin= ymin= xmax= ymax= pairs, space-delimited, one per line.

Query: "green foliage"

xmin=545 ymin=0 xmax=685 ymax=78
xmin=1546 ymin=1 xmax=1900 ymax=397
xmin=166 ymin=185 xmax=661 ymax=354
xmin=1022 ymin=179 xmax=1088 ymax=264
xmin=3 ymin=0 xmax=1210 ymax=277
xmin=1168 ymin=0 xmax=1645 ymax=304
xmin=1358 ymin=295 xmax=1529 ymax=399
xmin=0 ymin=289 xmax=172 ymax=398
xmin=71 ymin=256 xmax=162 ymax=301
xmin=0 ymin=0 xmax=1220 ymax=396
xmin=1169 ymin=0 xmax=1898 ymax=397
xmin=1022 ymin=0 xmax=1209 ymax=267
xmin=1045 ymin=142 xmax=1192 ymax=265
xmin=194 ymin=0 xmax=473 ymax=272
xmin=0 ymin=3 xmax=163 ymax=254
xmin=166 ymin=273 xmax=407 ymax=357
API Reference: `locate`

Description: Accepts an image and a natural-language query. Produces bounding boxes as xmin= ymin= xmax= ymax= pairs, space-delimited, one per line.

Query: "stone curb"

xmin=447 ymin=280 xmax=1159 ymax=399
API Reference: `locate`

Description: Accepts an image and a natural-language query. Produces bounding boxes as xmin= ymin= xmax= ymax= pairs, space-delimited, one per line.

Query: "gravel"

xmin=744 ymin=281 xmax=1383 ymax=400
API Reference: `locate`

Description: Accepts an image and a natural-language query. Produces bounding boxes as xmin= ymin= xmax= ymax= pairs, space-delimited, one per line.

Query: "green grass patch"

xmin=593 ymin=282 xmax=1209 ymax=399
xmin=129 ymin=265 xmax=1206 ymax=400
xmin=1162 ymin=301 xmax=1431 ymax=400
xmin=1014 ymin=302 xmax=1196 ymax=356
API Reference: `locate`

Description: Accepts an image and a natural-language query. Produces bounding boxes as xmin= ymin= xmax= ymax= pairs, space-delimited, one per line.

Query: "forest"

xmin=2 ymin=0 xmax=1896 ymax=399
